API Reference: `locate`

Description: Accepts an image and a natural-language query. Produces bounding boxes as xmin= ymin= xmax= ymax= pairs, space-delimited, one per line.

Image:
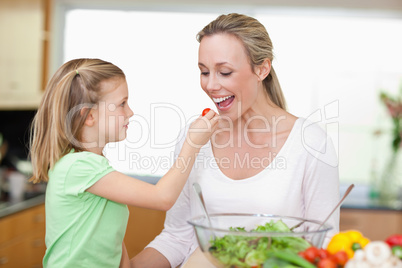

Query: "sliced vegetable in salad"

xmin=208 ymin=219 xmax=311 ymax=268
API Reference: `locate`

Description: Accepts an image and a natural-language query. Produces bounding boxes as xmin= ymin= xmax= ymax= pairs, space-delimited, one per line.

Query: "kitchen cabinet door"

xmin=124 ymin=206 xmax=166 ymax=258
xmin=340 ymin=208 xmax=402 ymax=240
xmin=0 ymin=0 xmax=45 ymax=109
xmin=0 ymin=204 xmax=45 ymax=267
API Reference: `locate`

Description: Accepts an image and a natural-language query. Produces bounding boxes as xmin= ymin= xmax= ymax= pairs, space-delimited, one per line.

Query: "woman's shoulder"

xmin=295 ymin=117 xmax=330 ymax=142
xmin=294 ymin=117 xmax=338 ymax=166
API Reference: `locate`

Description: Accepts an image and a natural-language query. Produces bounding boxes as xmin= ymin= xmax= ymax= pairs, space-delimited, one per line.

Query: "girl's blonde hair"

xmin=30 ymin=58 xmax=125 ymax=183
xmin=197 ymin=13 xmax=287 ymax=110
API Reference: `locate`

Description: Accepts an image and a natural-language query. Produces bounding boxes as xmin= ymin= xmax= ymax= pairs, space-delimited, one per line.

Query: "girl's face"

xmin=97 ymin=78 xmax=134 ymax=145
xmin=198 ymin=33 xmax=264 ymax=120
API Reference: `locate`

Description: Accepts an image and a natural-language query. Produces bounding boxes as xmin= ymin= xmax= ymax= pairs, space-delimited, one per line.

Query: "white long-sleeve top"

xmin=146 ymin=118 xmax=340 ymax=267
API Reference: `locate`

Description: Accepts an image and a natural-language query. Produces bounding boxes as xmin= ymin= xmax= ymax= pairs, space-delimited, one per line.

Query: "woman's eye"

xmin=221 ymin=72 xmax=232 ymax=76
xmin=201 ymin=71 xmax=209 ymax=76
xmin=120 ymin=101 xmax=126 ymax=107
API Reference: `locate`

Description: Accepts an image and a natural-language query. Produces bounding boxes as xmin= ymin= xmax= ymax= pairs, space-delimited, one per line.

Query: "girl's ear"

xmin=81 ymin=107 xmax=95 ymax=127
xmin=256 ymin=59 xmax=271 ymax=81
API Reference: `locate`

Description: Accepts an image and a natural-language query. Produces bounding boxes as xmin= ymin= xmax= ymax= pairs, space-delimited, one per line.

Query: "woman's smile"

xmin=212 ymin=95 xmax=235 ymax=110
xmin=199 ymin=33 xmax=264 ymax=118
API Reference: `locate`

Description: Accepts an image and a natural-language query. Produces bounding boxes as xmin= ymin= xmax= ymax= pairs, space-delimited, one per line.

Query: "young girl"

xmin=30 ymin=58 xmax=218 ymax=268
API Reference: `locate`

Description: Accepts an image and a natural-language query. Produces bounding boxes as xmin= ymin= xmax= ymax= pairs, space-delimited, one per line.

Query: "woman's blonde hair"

xmin=30 ymin=58 xmax=125 ymax=183
xmin=197 ymin=13 xmax=287 ymax=110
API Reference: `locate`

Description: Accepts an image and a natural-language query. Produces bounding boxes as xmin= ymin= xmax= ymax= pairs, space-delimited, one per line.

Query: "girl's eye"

xmin=201 ymin=71 xmax=209 ymax=76
xmin=120 ymin=101 xmax=126 ymax=107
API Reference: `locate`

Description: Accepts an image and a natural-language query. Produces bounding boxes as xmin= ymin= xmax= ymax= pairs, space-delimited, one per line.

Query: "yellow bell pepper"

xmin=327 ymin=230 xmax=370 ymax=259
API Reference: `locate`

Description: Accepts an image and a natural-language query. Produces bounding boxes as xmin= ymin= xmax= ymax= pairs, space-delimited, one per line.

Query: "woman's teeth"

xmin=213 ymin=95 xmax=234 ymax=104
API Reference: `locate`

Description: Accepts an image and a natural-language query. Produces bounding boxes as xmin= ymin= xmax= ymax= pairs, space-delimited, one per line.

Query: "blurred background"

xmin=1 ymin=0 xmax=402 ymax=266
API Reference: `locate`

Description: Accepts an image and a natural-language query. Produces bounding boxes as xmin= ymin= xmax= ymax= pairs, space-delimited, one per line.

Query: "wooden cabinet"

xmin=1 ymin=204 xmax=164 ymax=266
xmin=0 ymin=0 xmax=48 ymax=110
xmin=124 ymin=206 xmax=166 ymax=258
xmin=340 ymin=208 xmax=402 ymax=240
xmin=0 ymin=204 xmax=46 ymax=268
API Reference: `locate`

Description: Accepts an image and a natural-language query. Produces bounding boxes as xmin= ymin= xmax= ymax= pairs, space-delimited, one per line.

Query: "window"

xmin=59 ymin=5 xmax=402 ymax=184
xmin=63 ymin=10 xmax=218 ymax=176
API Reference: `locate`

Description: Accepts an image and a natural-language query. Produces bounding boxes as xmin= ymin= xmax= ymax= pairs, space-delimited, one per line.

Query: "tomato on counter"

xmin=300 ymin=246 xmax=320 ymax=263
xmin=332 ymin=251 xmax=348 ymax=266
xmin=385 ymin=234 xmax=402 ymax=248
xmin=298 ymin=246 xmax=348 ymax=267
xmin=385 ymin=234 xmax=402 ymax=260
xmin=317 ymin=258 xmax=337 ymax=268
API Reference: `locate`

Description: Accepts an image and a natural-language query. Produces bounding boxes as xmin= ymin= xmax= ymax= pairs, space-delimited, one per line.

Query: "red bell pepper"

xmin=385 ymin=234 xmax=402 ymax=247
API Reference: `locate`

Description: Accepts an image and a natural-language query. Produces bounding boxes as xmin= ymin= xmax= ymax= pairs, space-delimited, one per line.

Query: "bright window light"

xmin=63 ymin=8 xmax=402 ymax=183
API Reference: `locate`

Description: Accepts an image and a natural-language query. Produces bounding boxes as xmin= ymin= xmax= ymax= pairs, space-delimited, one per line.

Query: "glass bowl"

xmin=188 ymin=213 xmax=332 ymax=268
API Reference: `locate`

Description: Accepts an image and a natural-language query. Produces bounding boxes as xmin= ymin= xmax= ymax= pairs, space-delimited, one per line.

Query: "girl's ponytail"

xmin=30 ymin=59 xmax=125 ymax=183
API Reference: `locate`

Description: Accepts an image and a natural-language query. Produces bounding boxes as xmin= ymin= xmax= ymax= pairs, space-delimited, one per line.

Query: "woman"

xmin=132 ymin=13 xmax=339 ymax=268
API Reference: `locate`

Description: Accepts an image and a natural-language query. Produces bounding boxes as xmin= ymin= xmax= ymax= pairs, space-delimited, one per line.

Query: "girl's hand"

xmin=186 ymin=109 xmax=219 ymax=148
xmin=202 ymin=108 xmax=211 ymax=116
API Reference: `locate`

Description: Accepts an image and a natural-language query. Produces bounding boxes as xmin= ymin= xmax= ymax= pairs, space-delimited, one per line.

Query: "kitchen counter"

xmin=0 ymin=183 xmax=400 ymax=268
xmin=182 ymin=248 xmax=215 ymax=268
xmin=340 ymin=183 xmax=402 ymax=211
xmin=0 ymin=183 xmax=401 ymax=219
xmin=0 ymin=173 xmax=157 ymax=219
xmin=0 ymin=193 xmax=45 ymax=218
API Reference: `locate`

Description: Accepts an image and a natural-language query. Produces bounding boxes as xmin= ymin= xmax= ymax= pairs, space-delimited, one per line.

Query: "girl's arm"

xmin=132 ymin=177 xmax=194 ymax=268
xmin=86 ymin=111 xmax=218 ymax=211
xmin=131 ymin=124 xmax=197 ymax=268
xmin=119 ymin=242 xmax=131 ymax=268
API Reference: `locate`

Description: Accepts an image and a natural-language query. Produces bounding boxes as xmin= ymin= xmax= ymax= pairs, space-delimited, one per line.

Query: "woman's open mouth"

xmin=213 ymin=95 xmax=235 ymax=110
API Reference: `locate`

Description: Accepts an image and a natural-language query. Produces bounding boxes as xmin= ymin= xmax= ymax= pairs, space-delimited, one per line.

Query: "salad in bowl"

xmin=188 ymin=213 xmax=332 ymax=268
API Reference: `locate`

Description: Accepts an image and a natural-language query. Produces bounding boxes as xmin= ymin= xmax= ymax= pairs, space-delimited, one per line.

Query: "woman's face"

xmin=198 ymin=33 xmax=263 ymax=119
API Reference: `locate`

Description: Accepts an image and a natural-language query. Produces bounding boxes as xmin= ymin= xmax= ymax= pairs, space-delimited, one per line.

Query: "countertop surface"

xmin=340 ymin=183 xmax=402 ymax=211
xmin=0 ymin=173 xmax=156 ymax=219
xmin=0 ymin=183 xmax=401 ymax=219
xmin=0 ymin=193 xmax=45 ymax=218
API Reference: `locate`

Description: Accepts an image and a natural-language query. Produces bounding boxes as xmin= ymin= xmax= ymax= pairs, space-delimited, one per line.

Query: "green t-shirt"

xmin=43 ymin=151 xmax=129 ymax=268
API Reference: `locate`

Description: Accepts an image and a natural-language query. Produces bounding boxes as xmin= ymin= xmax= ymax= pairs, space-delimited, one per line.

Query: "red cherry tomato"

xmin=298 ymin=251 xmax=306 ymax=259
xmin=202 ymin=108 xmax=211 ymax=116
xmin=317 ymin=258 xmax=337 ymax=268
xmin=332 ymin=251 xmax=349 ymax=265
xmin=318 ymin=248 xmax=330 ymax=259
xmin=303 ymin=247 xmax=320 ymax=264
